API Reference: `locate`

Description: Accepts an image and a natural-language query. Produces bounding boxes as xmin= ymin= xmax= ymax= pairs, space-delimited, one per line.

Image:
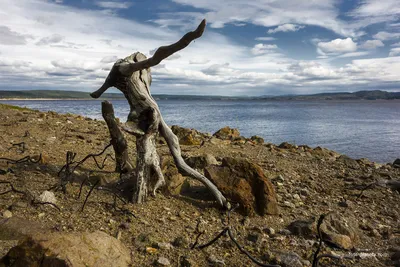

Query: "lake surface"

xmin=1 ymin=99 xmax=399 ymax=163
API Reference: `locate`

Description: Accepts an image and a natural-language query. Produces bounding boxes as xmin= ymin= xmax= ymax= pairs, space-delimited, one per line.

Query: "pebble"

xmin=39 ymin=191 xmax=57 ymax=205
xmin=293 ymin=194 xmax=301 ymax=200
xmin=208 ymin=255 xmax=225 ymax=266
xmin=157 ymin=242 xmax=173 ymax=250
xmin=145 ymin=247 xmax=158 ymax=254
xmin=263 ymin=227 xmax=275 ymax=236
xmin=283 ymin=201 xmax=295 ymax=208
xmin=2 ymin=210 xmax=12 ymax=218
xmin=156 ymin=257 xmax=171 ymax=266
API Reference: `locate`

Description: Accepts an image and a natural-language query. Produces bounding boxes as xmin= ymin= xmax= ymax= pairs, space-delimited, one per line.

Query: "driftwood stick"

xmin=91 ymin=19 xmax=229 ymax=208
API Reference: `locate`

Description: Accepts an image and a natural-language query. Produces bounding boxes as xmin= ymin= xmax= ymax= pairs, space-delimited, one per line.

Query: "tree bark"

xmin=92 ymin=20 xmax=229 ymax=209
xmin=101 ymin=101 xmax=133 ymax=173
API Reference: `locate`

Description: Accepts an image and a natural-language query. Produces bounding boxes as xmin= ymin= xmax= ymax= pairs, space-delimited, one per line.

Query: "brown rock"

xmin=287 ymin=219 xmax=317 ymax=238
xmin=250 ymin=135 xmax=264 ymax=144
xmin=171 ymin=125 xmax=207 ymax=146
xmin=161 ymin=157 xmax=189 ymax=195
xmin=320 ymin=212 xmax=360 ymax=250
xmin=278 ymin=142 xmax=295 ymax=149
xmin=213 ymin=126 xmax=240 ymax=140
xmin=0 ymin=231 xmax=131 ymax=267
xmin=205 ymin=157 xmax=279 ymax=216
xmin=186 ymin=154 xmax=218 ymax=170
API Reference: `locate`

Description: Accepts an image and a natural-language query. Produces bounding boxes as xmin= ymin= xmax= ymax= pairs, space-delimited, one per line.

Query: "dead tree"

xmin=92 ymin=20 xmax=229 ymax=208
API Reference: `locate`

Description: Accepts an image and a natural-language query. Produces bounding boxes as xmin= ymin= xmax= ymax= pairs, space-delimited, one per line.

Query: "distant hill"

xmin=0 ymin=89 xmax=399 ymax=100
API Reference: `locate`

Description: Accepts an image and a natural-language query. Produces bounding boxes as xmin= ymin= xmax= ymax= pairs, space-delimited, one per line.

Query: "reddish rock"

xmin=171 ymin=125 xmax=207 ymax=146
xmin=213 ymin=126 xmax=241 ymax=140
xmin=205 ymin=157 xmax=279 ymax=216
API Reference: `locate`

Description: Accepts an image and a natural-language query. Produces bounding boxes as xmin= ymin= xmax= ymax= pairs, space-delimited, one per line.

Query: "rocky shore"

xmin=0 ymin=103 xmax=399 ymax=267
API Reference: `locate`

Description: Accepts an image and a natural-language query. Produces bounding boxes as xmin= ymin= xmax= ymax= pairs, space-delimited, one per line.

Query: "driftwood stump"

xmin=92 ymin=20 xmax=229 ymax=208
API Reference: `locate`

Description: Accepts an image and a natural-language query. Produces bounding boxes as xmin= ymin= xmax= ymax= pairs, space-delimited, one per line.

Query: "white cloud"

xmin=350 ymin=0 xmax=400 ymax=18
xmin=373 ymin=31 xmax=400 ymax=41
xmin=95 ymin=1 xmax=132 ymax=9
xmin=36 ymin=34 xmax=64 ymax=46
xmin=389 ymin=48 xmax=400 ymax=57
xmin=189 ymin=58 xmax=210 ymax=64
xmin=317 ymin=38 xmax=357 ymax=54
xmin=360 ymin=39 xmax=384 ymax=49
xmin=165 ymin=0 xmax=361 ymax=37
xmin=255 ymin=37 xmax=276 ymax=41
xmin=267 ymin=24 xmax=304 ymax=34
xmin=392 ymin=42 xmax=400 ymax=47
xmin=251 ymin=43 xmax=278 ymax=56
xmin=0 ymin=26 xmax=31 ymax=45
xmin=337 ymin=51 xmax=370 ymax=58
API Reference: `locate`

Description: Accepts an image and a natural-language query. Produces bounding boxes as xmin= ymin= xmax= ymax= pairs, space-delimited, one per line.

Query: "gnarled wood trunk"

xmin=93 ymin=20 xmax=229 ymax=208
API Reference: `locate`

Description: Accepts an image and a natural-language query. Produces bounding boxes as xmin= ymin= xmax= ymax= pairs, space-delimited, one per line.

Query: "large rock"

xmin=171 ymin=125 xmax=208 ymax=146
xmin=320 ymin=213 xmax=360 ymax=250
xmin=185 ymin=154 xmax=218 ymax=170
xmin=213 ymin=126 xmax=240 ymax=140
xmin=161 ymin=157 xmax=189 ymax=195
xmin=205 ymin=157 xmax=279 ymax=216
xmin=1 ymin=231 xmax=131 ymax=267
xmin=393 ymin=158 xmax=400 ymax=168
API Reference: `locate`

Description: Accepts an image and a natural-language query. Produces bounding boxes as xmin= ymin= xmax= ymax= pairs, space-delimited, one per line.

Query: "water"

xmin=1 ymin=99 xmax=399 ymax=163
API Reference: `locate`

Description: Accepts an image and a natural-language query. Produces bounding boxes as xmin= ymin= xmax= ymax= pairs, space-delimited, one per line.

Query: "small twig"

xmin=0 ymin=154 xmax=42 ymax=165
xmin=81 ymin=179 xmax=100 ymax=212
xmin=8 ymin=142 xmax=26 ymax=153
xmin=0 ymin=180 xmax=27 ymax=195
xmin=312 ymin=214 xmax=327 ymax=267
xmin=192 ymin=203 xmax=279 ymax=267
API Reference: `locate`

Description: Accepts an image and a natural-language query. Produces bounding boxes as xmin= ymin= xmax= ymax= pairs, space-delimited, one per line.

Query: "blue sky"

xmin=0 ymin=0 xmax=399 ymax=96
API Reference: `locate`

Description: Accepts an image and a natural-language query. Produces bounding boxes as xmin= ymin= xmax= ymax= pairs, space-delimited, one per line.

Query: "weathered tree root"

xmin=102 ymin=101 xmax=133 ymax=173
xmin=91 ymin=19 xmax=229 ymax=209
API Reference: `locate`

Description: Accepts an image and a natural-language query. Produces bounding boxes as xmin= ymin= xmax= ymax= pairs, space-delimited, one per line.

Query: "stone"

xmin=179 ymin=256 xmax=197 ymax=267
xmin=205 ymin=157 xmax=279 ymax=216
xmin=263 ymin=251 xmax=303 ymax=267
xmin=38 ymin=191 xmax=57 ymax=205
xmin=171 ymin=125 xmax=207 ymax=146
xmin=186 ymin=154 xmax=218 ymax=170
xmin=287 ymin=219 xmax=317 ymax=238
xmin=156 ymin=242 xmax=173 ymax=250
xmin=213 ymin=126 xmax=240 ymax=140
xmin=278 ymin=142 xmax=295 ymax=149
xmin=393 ymin=158 xmax=400 ymax=168
xmin=0 ymin=230 xmax=131 ymax=267
xmin=250 ymin=135 xmax=264 ymax=144
xmin=2 ymin=210 xmax=12 ymax=219
xmin=173 ymin=236 xmax=189 ymax=248
xmin=320 ymin=212 xmax=360 ymax=250
xmin=336 ymin=155 xmax=360 ymax=169
xmin=161 ymin=158 xmax=189 ymax=196
xmin=207 ymin=255 xmax=225 ymax=266
xmin=263 ymin=227 xmax=275 ymax=236
xmin=156 ymin=257 xmax=171 ymax=266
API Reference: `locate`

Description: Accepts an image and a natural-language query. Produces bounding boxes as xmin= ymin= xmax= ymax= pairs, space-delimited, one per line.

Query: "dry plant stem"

xmin=91 ymin=19 xmax=229 ymax=208
xmin=102 ymin=101 xmax=133 ymax=173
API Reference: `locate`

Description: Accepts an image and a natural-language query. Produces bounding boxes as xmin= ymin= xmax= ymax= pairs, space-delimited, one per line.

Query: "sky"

xmin=0 ymin=0 xmax=399 ymax=96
